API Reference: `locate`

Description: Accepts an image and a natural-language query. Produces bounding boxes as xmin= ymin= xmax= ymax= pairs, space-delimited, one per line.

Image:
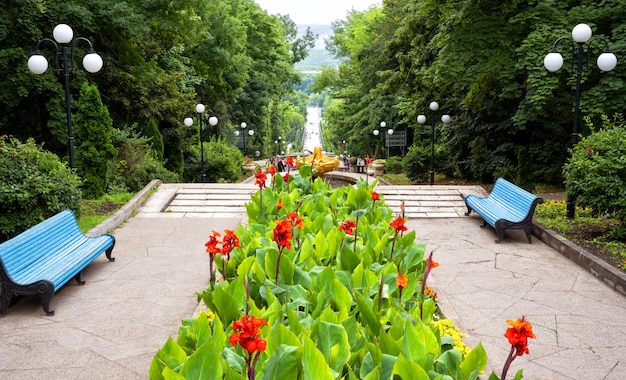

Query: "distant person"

xmin=276 ymin=156 xmax=285 ymax=171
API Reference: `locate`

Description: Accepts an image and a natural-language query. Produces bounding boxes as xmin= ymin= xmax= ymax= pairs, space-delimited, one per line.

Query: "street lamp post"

xmin=28 ymin=24 xmax=103 ymax=170
xmin=234 ymin=122 xmax=254 ymax=156
xmin=184 ymin=103 xmax=218 ymax=183
xmin=544 ymin=23 xmax=617 ymax=219
xmin=418 ymin=102 xmax=451 ymax=185
xmin=373 ymin=121 xmax=394 ymax=158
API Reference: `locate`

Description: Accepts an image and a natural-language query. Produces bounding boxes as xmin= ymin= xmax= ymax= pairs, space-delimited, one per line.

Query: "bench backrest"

xmin=489 ymin=178 xmax=539 ymax=219
xmin=0 ymin=210 xmax=84 ymax=282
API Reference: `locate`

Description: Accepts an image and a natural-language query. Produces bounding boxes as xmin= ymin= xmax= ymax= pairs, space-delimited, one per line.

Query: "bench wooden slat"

xmin=0 ymin=209 xmax=115 ymax=315
xmin=464 ymin=178 xmax=543 ymax=243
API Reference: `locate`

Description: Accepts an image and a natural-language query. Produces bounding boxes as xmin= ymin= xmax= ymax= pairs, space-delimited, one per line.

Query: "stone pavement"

xmin=0 ymin=177 xmax=624 ymax=379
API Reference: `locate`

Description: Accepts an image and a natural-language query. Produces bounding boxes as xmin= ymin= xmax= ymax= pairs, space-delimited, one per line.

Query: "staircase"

xmin=137 ymin=182 xmax=486 ymax=220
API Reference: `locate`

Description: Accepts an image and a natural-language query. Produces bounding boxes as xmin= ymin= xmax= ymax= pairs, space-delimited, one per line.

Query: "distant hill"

xmin=295 ymin=24 xmax=343 ymax=73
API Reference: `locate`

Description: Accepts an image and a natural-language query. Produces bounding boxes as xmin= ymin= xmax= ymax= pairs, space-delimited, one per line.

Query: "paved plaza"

xmin=0 ymin=176 xmax=624 ymax=379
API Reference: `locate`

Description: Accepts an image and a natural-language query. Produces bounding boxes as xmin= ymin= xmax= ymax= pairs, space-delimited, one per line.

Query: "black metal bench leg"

xmin=74 ymin=272 xmax=86 ymax=285
xmin=38 ymin=281 xmax=55 ymax=316
xmin=523 ymin=225 xmax=533 ymax=243
xmin=1 ymin=287 xmax=12 ymax=316
xmin=494 ymin=224 xmax=505 ymax=243
xmin=105 ymin=245 xmax=115 ymax=261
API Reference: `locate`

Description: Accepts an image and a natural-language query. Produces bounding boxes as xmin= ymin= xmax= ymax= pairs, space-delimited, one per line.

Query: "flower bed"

xmin=150 ymin=164 xmax=533 ymax=379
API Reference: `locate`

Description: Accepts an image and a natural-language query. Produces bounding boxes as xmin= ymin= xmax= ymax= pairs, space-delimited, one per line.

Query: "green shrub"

xmin=0 ymin=136 xmax=81 ymax=241
xmin=183 ymin=137 xmax=244 ymax=183
xmin=564 ymin=114 xmax=626 ymax=237
xmin=74 ymin=83 xmax=117 ymax=199
xmin=384 ymin=155 xmax=403 ymax=174
xmin=110 ymin=128 xmax=179 ymax=192
xmin=403 ymin=145 xmax=429 ymax=181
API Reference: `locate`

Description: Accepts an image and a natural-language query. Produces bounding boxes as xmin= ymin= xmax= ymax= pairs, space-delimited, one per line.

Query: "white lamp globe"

xmin=183 ymin=117 xmax=193 ymax=127
xmin=241 ymin=122 xmax=247 ymax=128
xmin=441 ymin=114 xmax=451 ymax=124
xmin=429 ymin=101 xmax=439 ymax=111
xmin=195 ymin=104 xmax=205 ymax=114
xmin=373 ymin=130 xmax=380 ymax=136
xmin=387 ymin=129 xmax=394 ymax=135
xmin=53 ymin=24 xmax=73 ymax=44
xmin=417 ymin=115 xmax=426 ymax=124
xmin=572 ymin=23 xmax=592 ymax=43
xmin=544 ymin=52 xmax=564 ymax=72
xmin=234 ymin=130 xmax=240 ymax=136
xmin=208 ymin=116 xmax=218 ymax=126
xmin=82 ymin=52 xmax=103 ymax=73
xmin=597 ymin=52 xmax=617 ymax=72
xmin=28 ymin=54 xmax=48 ymax=74
xmin=248 ymin=130 xmax=254 ymax=136
xmin=380 ymin=121 xmax=386 ymax=128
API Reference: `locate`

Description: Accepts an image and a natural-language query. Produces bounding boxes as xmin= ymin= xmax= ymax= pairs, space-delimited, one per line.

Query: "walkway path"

xmin=0 ymin=178 xmax=624 ymax=379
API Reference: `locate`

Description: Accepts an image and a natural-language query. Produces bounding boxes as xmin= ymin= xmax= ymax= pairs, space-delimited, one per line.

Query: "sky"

xmin=255 ymin=0 xmax=381 ymax=25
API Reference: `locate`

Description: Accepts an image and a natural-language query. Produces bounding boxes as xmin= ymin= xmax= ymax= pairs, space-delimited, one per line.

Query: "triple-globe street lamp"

xmin=234 ymin=122 xmax=254 ymax=156
xmin=28 ymin=24 xmax=103 ymax=170
xmin=417 ymin=102 xmax=451 ymax=185
xmin=184 ymin=104 xmax=218 ymax=183
xmin=543 ymin=23 xmax=617 ymax=219
xmin=373 ymin=121 xmax=394 ymax=158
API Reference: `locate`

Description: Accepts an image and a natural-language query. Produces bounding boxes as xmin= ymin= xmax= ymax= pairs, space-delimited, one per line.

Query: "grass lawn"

xmin=78 ymin=193 xmax=134 ymax=232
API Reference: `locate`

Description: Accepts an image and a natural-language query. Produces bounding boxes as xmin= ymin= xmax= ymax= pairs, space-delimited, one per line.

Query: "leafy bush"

xmin=384 ymin=155 xmax=403 ymax=174
xmin=564 ymin=114 xmax=626 ymax=237
xmin=0 ymin=136 xmax=81 ymax=241
xmin=110 ymin=128 xmax=179 ymax=192
xmin=183 ymin=137 xmax=244 ymax=183
xmin=403 ymin=145 xmax=429 ymax=181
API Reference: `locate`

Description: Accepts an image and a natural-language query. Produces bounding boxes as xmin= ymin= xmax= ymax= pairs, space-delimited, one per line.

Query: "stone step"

xmin=137 ymin=182 xmax=486 ymax=220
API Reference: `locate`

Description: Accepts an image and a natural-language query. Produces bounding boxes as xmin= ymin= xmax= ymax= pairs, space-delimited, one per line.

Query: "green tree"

xmin=320 ymin=0 xmax=626 ymax=186
xmin=73 ymin=82 xmax=116 ymax=198
xmin=145 ymin=118 xmax=164 ymax=162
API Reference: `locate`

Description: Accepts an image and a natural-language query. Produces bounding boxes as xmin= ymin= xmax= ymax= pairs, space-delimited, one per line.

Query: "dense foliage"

xmin=564 ymin=114 xmax=626 ymax=237
xmin=0 ymin=0 xmax=312 ymax=183
xmin=183 ymin=137 xmax=244 ymax=183
xmin=0 ymin=136 xmax=81 ymax=241
xmin=318 ymin=0 xmax=626 ymax=188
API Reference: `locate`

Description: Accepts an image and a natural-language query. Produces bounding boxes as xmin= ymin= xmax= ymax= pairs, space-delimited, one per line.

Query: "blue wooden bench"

xmin=464 ymin=178 xmax=543 ymax=243
xmin=0 ymin=209 xmax=115 ymax=316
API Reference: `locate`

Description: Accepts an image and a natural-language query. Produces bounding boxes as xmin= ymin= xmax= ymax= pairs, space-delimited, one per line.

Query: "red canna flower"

xmin=396 ymin=274 xmax=408 ymax=289
xmin=230 ymin=315 xmax=268 ymax=354
xmin=504 ymin=316 xmax=536 ymax=356
xmin=268 ymin=165 xmax=277 ymax=176
xmin=205 ymin=230 xmax=222 ymax=256
xmin=371 ymin=191 xmax=379 ymax=201
xmin=221 ymin=229 xmax=241 ymax=258
xmin=285 ymin=156 xmax=295 ymax=168
xmin=429 ymin=259 xmax=439 ymax=271
xmin=254 ymin=169 xmax=267 ymax=189
xmin=287 ymin=212 xmax=304 ymax=230
xmin=230 ymin=315 xmax=268 ymax=379
xmin=501 ymin=316 xmax=536 ymax=380
xmin=273 ymin=219 xmax=293 ymax=250
xmin=283 ymin=173 xmax=290 ymax=182
xmin=390 ymin=217 xmax=408 ymax=232
xmin=339 ymin=219 xmax=357 ymax=235
xmin=277 ymin=200 xmax=284 ymax=210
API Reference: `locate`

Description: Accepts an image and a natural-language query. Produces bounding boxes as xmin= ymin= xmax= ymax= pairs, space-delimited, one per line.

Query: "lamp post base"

xmin=429 ymin=170 xmax=434 ymax=186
